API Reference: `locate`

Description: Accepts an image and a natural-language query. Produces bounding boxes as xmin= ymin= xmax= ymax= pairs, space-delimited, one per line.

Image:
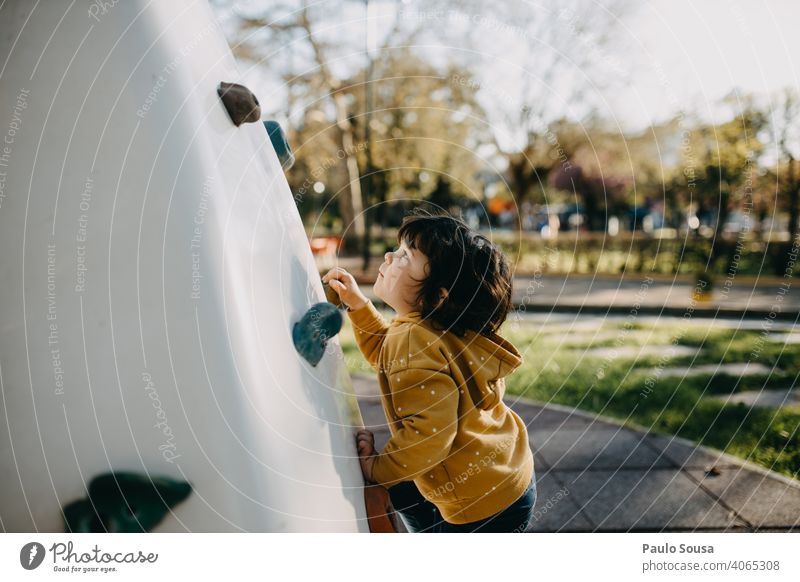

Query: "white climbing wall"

xmin=0 ymin=0 xmax=368 ymax=532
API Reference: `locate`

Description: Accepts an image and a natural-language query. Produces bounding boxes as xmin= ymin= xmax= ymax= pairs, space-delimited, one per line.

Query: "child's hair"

xmin=397 ymin=207 xmax=513 ymax=338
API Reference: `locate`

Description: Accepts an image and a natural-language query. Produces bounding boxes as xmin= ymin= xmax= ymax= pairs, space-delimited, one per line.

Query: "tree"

xmin=345 ymin=49 xmax=487 ymax=265
xmin=221 ymin=0 xmax=421 ymax=254
xmin=541 ymin=117 xmax=638 ymax=232
xmin=767 ymin=89 xmax=800 ymax=270
xmin=685 ymin=96 xmax=766 ymax=271
xmin=346 ymin=51 xmax=486 ymax=201
xmin=437 ymin=0 xmax=635 ymax=229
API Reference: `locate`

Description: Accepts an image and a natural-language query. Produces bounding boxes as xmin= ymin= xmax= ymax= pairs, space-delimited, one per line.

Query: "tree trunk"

xmin=300 ymin=6 xmax=365 ymax=256
xmin=708 ymin=188 xmax=731 ymax=270
xmin=331 ymin=91 xmax=365 ymax=255
xmin=783 ymin=158 xmax=799 ymax=274
xmin=508 ymin=157 xmax=530 ymax=232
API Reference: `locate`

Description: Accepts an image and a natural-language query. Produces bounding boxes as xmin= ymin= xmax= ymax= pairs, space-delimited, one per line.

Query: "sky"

xmin=612 ymin=0 xmax=800 ymax=131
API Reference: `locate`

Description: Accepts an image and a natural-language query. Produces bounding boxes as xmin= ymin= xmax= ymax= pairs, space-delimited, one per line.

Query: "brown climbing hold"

xmin=217 ymin=81 xmax=261 ymax=126
xmin=322 ymin=280 xmax=343 ymax=307
xmin=364 ymin=484 xmax=399 ymax=533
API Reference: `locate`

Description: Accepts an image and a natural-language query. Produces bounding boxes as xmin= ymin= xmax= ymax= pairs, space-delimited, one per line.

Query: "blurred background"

xmin=208 ymin=0 xmax=800 ymax=494
xmin=211 ymin=0 xmax=800 ymax=281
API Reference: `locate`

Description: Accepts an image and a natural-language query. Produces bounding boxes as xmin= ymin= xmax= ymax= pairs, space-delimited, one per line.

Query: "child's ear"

xmin=435 ymin=288 xmax=449 ymax=308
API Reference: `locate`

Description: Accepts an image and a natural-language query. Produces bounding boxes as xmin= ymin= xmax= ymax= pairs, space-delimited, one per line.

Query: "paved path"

xmin=352 ymin=374 xmax=800 ymax=532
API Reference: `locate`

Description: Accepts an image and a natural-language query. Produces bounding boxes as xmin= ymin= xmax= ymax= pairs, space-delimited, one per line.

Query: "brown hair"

xmin=397 ymin=207 xmax=513 ymax=337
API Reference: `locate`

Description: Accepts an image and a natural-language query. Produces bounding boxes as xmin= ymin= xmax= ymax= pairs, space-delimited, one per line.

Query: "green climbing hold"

xmin=63 ymin=471 xmax=192 ymax=533
xmin=293 ymin=302 xmax=343 ymax=366
xmin=263 ymin=120 xmax=295 ymax=170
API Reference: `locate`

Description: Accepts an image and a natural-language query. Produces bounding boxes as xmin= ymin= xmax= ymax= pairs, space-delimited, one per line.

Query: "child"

xmin=322 ymin=208 xmax=536 ymax=532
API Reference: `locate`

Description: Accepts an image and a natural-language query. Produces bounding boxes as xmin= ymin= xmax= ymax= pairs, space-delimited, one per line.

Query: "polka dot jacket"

xmin=347 ymin=299 xmax=535 ymax=525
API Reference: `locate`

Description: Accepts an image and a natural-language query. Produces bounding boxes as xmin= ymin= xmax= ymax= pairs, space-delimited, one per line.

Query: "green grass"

xmin=338 ymin=312 xmax=800 ymax=480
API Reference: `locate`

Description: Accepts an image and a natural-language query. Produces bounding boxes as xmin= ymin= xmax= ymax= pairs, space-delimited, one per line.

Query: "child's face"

xmin=373 ymin=240 xmax=429 ymax=315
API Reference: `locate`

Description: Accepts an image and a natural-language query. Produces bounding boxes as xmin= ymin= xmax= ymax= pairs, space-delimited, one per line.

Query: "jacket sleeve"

xmin=346 ymin=300 xmax=390 ymax=371
xmin=370 ymin=365 xmax=459 ymax=486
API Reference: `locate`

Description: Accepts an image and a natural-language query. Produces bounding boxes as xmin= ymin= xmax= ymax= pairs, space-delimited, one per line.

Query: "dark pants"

xmin=387 ymin=476 xmax=537 ymax=533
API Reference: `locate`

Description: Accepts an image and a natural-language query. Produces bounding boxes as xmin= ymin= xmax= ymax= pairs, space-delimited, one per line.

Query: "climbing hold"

xmin=322 ymin=280 xmax=343 ymax=307
xmin=62 ymin=471 xmax=192 ymax=533
xmin=364 ymin=483 xmax=399 ymax=533
xmin=263 ymin=120 xmax=295 ymax=170
xmin=293 ymin=302 xmax=342 ymax=366
xmin=217 ymin=81 xmax=261 ymax=126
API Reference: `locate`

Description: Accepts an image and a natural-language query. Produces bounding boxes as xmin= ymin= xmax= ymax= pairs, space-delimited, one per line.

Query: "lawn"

xmin=338 ymin=309 xmax=800 ymax=480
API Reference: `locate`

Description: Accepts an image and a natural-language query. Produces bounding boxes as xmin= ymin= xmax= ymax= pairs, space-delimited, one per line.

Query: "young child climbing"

xmin=322 ymin=208 xmax=536 ymax=533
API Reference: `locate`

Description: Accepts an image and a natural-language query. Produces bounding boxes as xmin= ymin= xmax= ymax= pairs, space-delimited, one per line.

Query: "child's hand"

xmin=357 ymin=429 xmax=375 ymax=455
xmin=356 ymin=429 xmax=377 ymax=482
xmin=322 ymin=268 xmax=369 ymax=311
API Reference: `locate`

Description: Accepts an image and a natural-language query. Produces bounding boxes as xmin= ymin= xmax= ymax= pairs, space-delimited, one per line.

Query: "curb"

xmin=511 ymin=303 xmax=800 ymax=322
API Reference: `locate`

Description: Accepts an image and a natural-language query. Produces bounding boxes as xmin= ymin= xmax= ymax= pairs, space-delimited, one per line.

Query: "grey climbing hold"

xmin=264 ymin=120 xmax=295 ymax=170
xmin=62 ymin=471 xmax=192 ymax=533
xmin=293 ymin=302 xmax=343 ymax=366
xmin=217 ymin=81 xmax=261 ymax=126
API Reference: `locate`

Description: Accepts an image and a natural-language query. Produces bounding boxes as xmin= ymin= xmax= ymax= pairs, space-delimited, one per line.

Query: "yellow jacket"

xmin=348 ymin=300 xmax=535 ymax=524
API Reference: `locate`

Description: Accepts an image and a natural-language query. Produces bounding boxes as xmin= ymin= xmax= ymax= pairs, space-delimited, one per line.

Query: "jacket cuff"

xmin=347 ymin=300 xmax=386 ymax=333
xmin=370 ymin=453 xmax=407 ymax=487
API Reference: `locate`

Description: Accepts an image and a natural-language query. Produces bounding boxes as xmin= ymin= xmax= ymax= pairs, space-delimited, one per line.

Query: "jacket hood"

xmin=393 ymin=310 xmax=523 ymax=387
xmin=462 ymin=328 xmax=524 ymax=380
